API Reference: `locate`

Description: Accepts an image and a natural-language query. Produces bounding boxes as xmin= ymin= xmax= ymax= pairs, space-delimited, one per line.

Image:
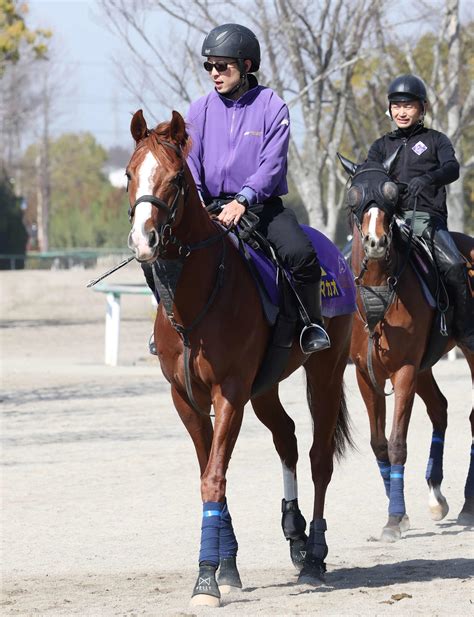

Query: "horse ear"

xmin=382 ymin=145 xmax=403 ymax=174
xmin=169 ymin=110 xmax=188 ymax=148
xmin=337 ymin=152 xmax=358 ymax=176
xmin=130 ymin=109 xmax=148 ymax=143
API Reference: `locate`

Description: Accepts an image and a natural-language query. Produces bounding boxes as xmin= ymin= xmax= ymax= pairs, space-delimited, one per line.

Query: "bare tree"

xmin=101 ymin=0 xmax=472 ymax=236
xmin=405 ymin=0 xmax=473 ymax=231
xmin=100 ymin=0 xmax=387 ymax=239
xmin=348 ymin=0 xmax=472 ymax=232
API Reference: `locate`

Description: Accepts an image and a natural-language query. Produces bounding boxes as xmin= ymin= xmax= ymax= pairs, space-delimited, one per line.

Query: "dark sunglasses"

xmin=203 ymin=60 xmax=235 ymax=73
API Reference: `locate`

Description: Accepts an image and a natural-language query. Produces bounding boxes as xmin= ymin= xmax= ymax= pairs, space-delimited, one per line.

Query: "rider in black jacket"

xmin=367 ymin=74 xmax=473 ymax=351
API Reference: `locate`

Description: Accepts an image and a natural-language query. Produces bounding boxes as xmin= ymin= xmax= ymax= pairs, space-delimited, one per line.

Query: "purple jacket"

xmin=186 ymin=77 xmax=289 ymax=206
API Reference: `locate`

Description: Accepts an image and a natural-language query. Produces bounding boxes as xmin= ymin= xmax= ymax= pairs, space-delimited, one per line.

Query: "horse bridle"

xmin=128 ymin=140 xmax=190 ymax=257
xmin=348 ymin=167 xmax=399 ymax=283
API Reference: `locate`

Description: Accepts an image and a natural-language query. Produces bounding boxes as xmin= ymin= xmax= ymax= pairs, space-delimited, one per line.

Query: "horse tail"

xmin=333 ymin=382 xmax=355 ymax=460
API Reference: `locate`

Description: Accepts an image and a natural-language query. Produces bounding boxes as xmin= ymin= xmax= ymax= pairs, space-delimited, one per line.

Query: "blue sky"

xmin=29 ymin=0 xmax=148 ymax=149
xmin=27 ymin=0 xmax=473 ymax=152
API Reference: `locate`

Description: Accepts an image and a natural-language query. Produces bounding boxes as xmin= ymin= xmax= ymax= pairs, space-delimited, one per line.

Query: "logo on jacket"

xmin=244 ymin=130 xmax=262 ymax=136
xmin=280 ymin=119 xmax=289 ymax=126
xmin=412 ymin=141 xmax=427 ymax=155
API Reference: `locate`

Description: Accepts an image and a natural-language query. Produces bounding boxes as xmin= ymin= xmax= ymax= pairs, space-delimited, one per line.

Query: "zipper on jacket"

xmin=223 ymin=107 xmax=236 ymax=193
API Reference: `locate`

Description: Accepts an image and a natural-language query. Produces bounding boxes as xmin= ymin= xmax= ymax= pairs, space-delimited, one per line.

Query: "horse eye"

xmin=382 ymin=181 xmax=398 ymax=202
xmin=347 ymin=186 xmax=362 ymax=208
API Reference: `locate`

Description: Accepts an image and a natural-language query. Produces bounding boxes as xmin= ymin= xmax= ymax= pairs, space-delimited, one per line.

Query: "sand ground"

xmin=1 ymin=265 xmax=473 ymax=616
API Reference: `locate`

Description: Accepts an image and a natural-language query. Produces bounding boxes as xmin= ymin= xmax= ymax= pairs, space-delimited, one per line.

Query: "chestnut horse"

xmin=126 ymin=110 xmax=354 ymax=607
xmin=339 ymin=154 xmax=474 ymax=542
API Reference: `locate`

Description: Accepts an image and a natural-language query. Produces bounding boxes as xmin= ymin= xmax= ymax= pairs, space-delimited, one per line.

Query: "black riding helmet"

xmin=201 ymin=23 xmax=260 ymax=73
xmin=387 ymin=74 xmax=427 ymax=118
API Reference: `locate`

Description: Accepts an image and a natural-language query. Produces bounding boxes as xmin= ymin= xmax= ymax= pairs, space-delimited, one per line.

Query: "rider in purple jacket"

xmin=184 ymin=23 xmax=330 ymax=355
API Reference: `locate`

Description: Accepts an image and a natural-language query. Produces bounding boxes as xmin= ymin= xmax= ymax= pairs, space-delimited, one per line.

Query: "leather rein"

xmin=129 ymin=137 xmax=231 ymax=417
xmin=350 ymin=167 xmax=415 ymax=397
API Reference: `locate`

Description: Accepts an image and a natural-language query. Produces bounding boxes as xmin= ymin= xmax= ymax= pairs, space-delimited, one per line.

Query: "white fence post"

xmin=105 ymin=292 xmax=121 ymax=366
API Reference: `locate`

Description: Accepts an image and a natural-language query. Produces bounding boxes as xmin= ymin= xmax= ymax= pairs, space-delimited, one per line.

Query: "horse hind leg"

xmin=251 ymin=387 xmax=308 ymax=571
xmin=457 ymin=348 xmax=474 ymax=525
xmin=298 ymin=317 xmax=353 ymax=585
xmin=416 ymin=370 xmax=449 ymax=521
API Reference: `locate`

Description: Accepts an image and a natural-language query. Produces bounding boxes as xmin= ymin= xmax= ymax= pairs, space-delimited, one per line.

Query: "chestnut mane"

xmin=134 ymin=120 xmax=192 ymax=168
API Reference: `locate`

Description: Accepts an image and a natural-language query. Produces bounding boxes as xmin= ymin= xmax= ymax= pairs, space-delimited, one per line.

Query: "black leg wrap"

xmin=281 ymin=498 xmax=308 ymax=571
xmin=217 ymin=556 xmax=242 ymax=588
xmin=192 ymin=563 xmax=220 ymax=599
xmin=297 ymin=518 xmax=328 ymax=586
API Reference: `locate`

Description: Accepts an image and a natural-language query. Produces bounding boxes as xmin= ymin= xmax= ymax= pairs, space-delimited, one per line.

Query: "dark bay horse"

xmin=126 ymin=109 xmax=354 ymax=607
xmin=338 ymin=153 xmax=474 ymax=542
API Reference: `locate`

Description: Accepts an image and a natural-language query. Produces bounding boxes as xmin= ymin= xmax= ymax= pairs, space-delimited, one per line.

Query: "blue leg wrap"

xmin=377 ymin=459 xmax=391 ymax=498
xmin=219 ymin=499 xmax=238 ymax=558
xmin=465 ymin=444 xmax=474 ymax=499
xmin=199 ymin=501 xmax=223 ymax=566
xmin=425 ymin=430 xmax=445 ymax=486
xmin=388 ymin=464 xmax=406 ymax=517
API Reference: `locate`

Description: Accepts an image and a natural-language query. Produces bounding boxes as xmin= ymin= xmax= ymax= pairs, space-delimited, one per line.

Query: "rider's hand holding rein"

xmin=217 ymin=200 xmax=246 ymax=227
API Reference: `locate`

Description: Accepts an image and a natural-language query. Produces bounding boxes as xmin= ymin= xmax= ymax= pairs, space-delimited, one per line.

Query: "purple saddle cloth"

xmin=244 ymin=225 xmax=356 ymax=318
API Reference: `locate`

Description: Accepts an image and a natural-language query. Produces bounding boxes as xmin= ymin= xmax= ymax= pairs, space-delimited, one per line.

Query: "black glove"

xmin=407 ymin=174 xmax=433 ymax=197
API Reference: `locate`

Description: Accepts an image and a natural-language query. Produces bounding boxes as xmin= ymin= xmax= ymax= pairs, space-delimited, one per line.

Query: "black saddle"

xmin=395 ymin=219 xmax=453 ymax=370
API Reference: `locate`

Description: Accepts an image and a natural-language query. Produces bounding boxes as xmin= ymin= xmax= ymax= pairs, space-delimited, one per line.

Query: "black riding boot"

xmin=444 ymin=263 xmax=474 ymax=352
xmin=293 ymin=282 xmax=331 ymax=354
xmin=427 ymin=228 xmax=474 ymax=352
xmin=142 ymin=263 xmax=158 ymax=355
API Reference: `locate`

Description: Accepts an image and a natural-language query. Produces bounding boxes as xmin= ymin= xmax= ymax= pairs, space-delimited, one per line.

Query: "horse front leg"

xmin=355 ymin=367 xmax=392 ymax=495
xmin=190 ymin=387 xmax=246 ymax=608
xmin=298 ymin=317 xmax=352 ymax=586
xmin=251 ymin=386 xmax=307 ymax=572
xmin=382 ymin=366 xmax=417 ymax=542
xmin=416 ymin=370 xmax=449 ymax=521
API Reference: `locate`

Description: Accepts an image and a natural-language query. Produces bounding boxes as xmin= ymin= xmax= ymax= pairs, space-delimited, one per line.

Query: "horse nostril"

xmin=148 ymin=229 xmax=158 ymax=248
xmin=381 ymin=235 xmax=388 ymax=247
xmin=370 ymin=239 xmax=376 ymax=248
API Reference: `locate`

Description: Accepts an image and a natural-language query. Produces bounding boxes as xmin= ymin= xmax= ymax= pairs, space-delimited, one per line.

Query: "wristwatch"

xmin=235 ymin=194 xmax=249 ymax=210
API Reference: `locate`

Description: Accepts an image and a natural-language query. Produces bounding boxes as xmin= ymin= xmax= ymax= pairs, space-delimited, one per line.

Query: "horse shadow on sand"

xmin=235 ymin=556 xmax=473 ymax=599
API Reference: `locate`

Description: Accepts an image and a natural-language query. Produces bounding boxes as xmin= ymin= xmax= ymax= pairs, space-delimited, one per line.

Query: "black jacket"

xmin=367 ymin=125 xmax=459 ymax=221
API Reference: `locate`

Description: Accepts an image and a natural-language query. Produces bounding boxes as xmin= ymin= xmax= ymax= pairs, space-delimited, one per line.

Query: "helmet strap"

xmin=221 ymin=70 xmax=249 ymax=100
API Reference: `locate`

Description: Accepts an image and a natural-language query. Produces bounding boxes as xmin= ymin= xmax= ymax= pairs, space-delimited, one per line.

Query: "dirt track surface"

xmin=1 ymin=266 xmax=473 ymax=616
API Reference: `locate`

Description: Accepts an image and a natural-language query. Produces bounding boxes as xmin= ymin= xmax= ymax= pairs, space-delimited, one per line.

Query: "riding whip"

xmin=86 ymin=255 xmax=135 ymax=287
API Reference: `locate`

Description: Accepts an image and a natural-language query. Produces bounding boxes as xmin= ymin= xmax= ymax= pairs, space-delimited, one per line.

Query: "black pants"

xmin=249 ymin=197 xmax=320 ymax=285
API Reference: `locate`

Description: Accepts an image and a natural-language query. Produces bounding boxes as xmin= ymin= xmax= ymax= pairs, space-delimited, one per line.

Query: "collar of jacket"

xmin=215 ymin=74 xmax=261 ymax=107
xmin=387 ymin=123 xmax=427 ymax=140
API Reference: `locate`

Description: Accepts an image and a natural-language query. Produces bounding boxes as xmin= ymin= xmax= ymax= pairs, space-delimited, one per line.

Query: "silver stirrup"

xmin=299 ymin=324 xmax=331 ymax=354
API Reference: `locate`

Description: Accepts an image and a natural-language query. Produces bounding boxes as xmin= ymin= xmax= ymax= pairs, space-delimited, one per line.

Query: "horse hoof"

xmin=430 ymin=497 xmax=449 ymax=521
xmin=189 ymin=594 xmax=220 ymax=607
xmin=297 ymin=560 xmax=326 ymax=586
xmin=217 ymin=556 xmax=242 ymax=592
xmin=191 ymin=564 xmax=220 ymax=607
xmin=290 ymin=537 xmax=308 ymax=571
xmin=381 ymin=525 xmax=401 ymax=543
xmin=218 ymin=584 xmax=242 ymax=595
xmin=400 ymin=514 xmax=410 ymax=532
xmin=457 ymin=510 xmax=474 ymax=526
xmin=429 ymin=486 xmax=449 ymax=521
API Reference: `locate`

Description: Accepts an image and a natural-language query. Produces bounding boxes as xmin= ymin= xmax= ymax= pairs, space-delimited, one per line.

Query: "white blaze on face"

xmin=129 ymin=151 xmax=159 ymax=256
xmin=368 ymin=206 xmax=380 ymax=240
